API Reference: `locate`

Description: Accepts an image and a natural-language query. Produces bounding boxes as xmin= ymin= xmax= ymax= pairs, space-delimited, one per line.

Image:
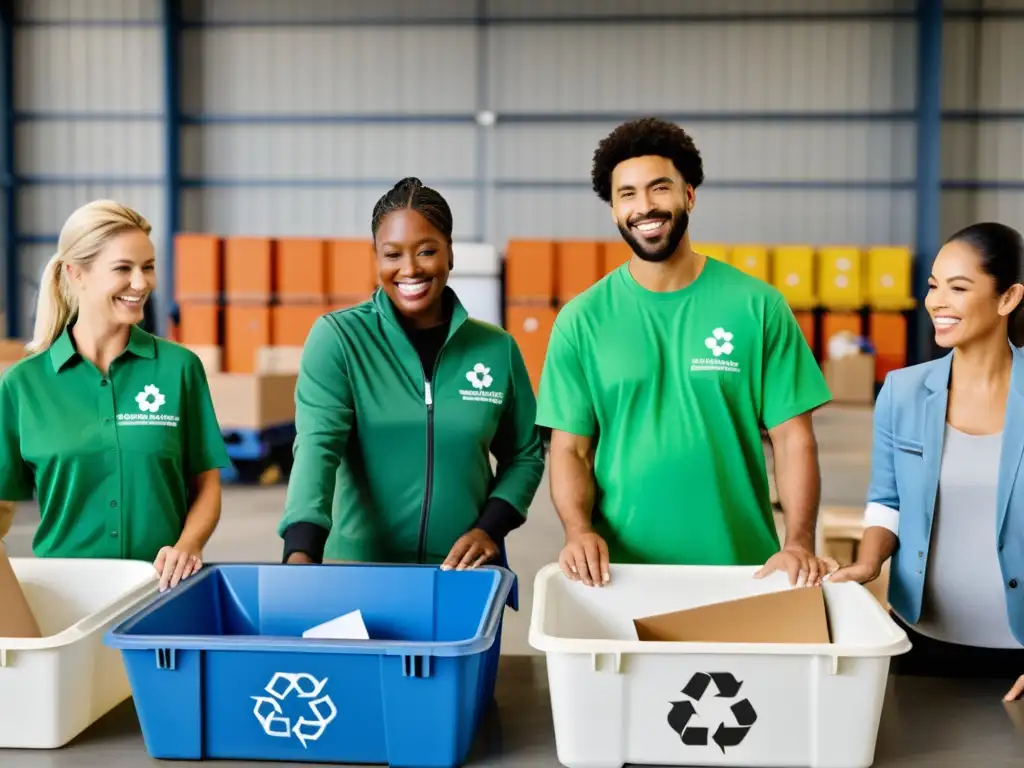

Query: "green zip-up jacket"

xmin=278 ymin=288 xmax=545 ymax=564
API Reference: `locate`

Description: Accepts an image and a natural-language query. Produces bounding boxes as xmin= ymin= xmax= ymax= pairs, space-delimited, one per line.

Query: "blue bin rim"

xmin=103 ymin=562 xmax=515 ymax=659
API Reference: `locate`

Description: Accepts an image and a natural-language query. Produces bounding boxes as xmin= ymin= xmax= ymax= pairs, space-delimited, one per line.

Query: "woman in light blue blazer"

xmin=830 ymin=222 xmax=1024 ymax=702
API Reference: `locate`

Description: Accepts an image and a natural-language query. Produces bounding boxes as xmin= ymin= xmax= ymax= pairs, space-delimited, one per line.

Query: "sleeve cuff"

xmin=282 ymin=522 xmax=328 ymax=564
xmin=864 ymin=502 xmax=899 ymax=535
xmin=474 ymin=497 xmax=526 ymax=543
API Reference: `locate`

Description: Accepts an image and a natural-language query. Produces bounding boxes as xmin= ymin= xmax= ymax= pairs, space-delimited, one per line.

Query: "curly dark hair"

xmin=591 ymin=117 xmax=705 ymax=203
xmin=371 ymin=176 xmax=454 ymax=243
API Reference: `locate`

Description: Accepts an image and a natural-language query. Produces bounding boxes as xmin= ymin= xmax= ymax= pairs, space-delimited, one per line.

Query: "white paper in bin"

xmin=528 ymin=563 xmax=911 ymax=768
xmin=0 ymin=558 xmax=159 ymax=749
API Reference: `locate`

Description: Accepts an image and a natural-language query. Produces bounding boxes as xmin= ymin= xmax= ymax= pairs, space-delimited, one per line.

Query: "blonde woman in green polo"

xmin=0 ymin=200 xmax=230 ymax=591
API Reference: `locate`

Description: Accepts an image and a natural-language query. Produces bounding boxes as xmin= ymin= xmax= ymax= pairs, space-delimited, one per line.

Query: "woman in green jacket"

xmin=279 ymin=177 xmax=545 ymax=568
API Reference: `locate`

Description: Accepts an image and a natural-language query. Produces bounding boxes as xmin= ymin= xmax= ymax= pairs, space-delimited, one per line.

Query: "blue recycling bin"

xmin=104 ymin=563 xmax=514 ymax=767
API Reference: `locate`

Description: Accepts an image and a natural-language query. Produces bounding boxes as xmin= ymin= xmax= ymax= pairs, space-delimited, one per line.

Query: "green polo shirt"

xmin=0 ymin=325 xmax=230 ymax=561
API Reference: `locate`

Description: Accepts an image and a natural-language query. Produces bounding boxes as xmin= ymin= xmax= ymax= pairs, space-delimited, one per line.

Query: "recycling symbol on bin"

xmin=667 ymin=672 xmax=757 ymax=753
xmin=252 ymin=672 xmax=337 ymax=748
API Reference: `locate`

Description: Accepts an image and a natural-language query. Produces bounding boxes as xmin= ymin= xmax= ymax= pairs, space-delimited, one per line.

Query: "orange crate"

xmin=822 ymin=312 xmax=863 ymax=359
xmin=277 ymin=239 xmax=328 ymax=301
xmin=224 ymin=305 xmax=271 ymax=374
xmin=177 ymin=302 xmax=220 ymax=347
xmin=271 ymin=304 xmax=329 ymax=347
xmin=601 ymin=241 xmax=632 ymax=274
xmin=174 ymin=234 xmax=222 ymax=302
xmin=327 ymin=240 xmax=377 ymax=303
xmin=505 ymin=305 xmax=557 ymax=394
xmin=793 ymin=310 xmax=817 ymax=358
xmin=556 ymin=241 xmax=602 ymax=303
xmin=870 ymin=312 xmax=907 ymax=382
xmin=506 ymin=240 xmax=556 ymax=302
xmin=224 ymin=238 xmax=274 ymax=302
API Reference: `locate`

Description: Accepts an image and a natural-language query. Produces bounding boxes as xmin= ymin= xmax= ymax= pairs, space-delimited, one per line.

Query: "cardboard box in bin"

xmin=634 ymin=585 xmax=831 ymax=644
xmin=0 ymin=541 xmax=42 ymax=639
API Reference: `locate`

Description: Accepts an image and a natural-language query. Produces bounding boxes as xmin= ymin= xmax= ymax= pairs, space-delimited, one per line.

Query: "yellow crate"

xmin=867 ymin=246 xmax=915 ymax=310
xmin=818 ymin=246 xmax=865 ymax=309
xmin=693 ymin=242 xmax=730 ymax=263
xmin=771 ymin=245 xmax=817 ymax=309
xmin=730 ymin=244 xmax=770 ymax=282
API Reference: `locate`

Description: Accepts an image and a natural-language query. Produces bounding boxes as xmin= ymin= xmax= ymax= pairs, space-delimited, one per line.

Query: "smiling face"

xmin=374 ymin=208 xmax=452 ymax=326
xmin=67 ymin=228 xmax=155 ymax=328
xmin=610 ymin=155 xmax=694 ymax=262
xmin=925 ymin=239 xmax=1023 ymax=349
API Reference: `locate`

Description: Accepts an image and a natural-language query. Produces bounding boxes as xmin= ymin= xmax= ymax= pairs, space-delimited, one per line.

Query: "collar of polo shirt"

xmin=49 ymin=324 xmax=156 ymax=373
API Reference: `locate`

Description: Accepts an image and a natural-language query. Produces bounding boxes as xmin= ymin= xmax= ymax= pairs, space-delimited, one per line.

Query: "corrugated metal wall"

xmin=5 ymin=0 xmax=1020 ymax=339
xmin=13 ymin=0 xmax=165 ymax=337
xmin=942 ymin=8 xmax=1024 ymax=239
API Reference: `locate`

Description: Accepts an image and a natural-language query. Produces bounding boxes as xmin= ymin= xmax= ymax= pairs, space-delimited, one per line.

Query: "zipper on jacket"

xmin=416 ymin=374 xmax=436 ymax=564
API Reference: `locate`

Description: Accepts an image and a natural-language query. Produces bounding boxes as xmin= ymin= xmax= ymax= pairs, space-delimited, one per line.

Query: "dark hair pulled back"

xmin=371 ymin=177 xmax=454 ymax=243
xmin=946 ymin=221 xmax=1024 ymax=346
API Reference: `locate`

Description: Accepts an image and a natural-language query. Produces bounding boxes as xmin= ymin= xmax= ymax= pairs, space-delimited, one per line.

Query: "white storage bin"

xmin=0 ymin=558 xmax=159 ymax=749
xmin=529 ymin=563 xmax=910 ymax=768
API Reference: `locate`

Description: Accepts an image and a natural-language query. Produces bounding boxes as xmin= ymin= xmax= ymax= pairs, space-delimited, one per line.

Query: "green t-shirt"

xmin=0 ymin=325 xmax=231 ymax=562
xmin=535 ymin=258 xmax=832 ymax=566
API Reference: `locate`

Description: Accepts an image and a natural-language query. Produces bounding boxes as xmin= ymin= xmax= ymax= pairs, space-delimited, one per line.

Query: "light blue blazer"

xmin=865 ymin=343 xmax=1024 ymax=646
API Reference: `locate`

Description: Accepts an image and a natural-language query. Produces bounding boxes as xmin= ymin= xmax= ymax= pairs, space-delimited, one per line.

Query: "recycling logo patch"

xmin=667 ymin=672 xmax=756 ymax=753
xmin=252 ymin=672 xmax=337 ymax=748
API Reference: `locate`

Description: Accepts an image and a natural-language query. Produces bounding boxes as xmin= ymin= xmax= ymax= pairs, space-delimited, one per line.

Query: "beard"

xmin=617 ymin=208 xmax=689 ymax=263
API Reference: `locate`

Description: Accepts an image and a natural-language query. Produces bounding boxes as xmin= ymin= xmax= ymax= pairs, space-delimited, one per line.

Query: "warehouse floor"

xmin=3 ymin=403 xmax=875 ymax=655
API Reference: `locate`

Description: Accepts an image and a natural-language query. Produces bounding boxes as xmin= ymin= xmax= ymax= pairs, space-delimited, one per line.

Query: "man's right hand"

xmin=559 ymin=530 xmax=610 ymax=587
xmin=286 ymin=551 xmax=315 ymax=565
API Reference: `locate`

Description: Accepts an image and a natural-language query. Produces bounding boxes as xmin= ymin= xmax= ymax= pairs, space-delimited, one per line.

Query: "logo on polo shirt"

xmin=460 ymin=362 xmax=504 ymax=405
xmin=136 ymin=384 xmax=165 ymax=413
xmin=117 ymin=384 xmax=180 ymax=428
xmin=690 ymin=327 xmax=741 ymax=374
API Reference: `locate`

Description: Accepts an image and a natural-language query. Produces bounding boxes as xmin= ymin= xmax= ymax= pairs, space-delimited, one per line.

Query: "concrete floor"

xmin=3 ymin=403 xmax=875 ymax=655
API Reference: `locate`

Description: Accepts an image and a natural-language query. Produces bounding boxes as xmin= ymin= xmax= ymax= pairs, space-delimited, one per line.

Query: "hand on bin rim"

xmin=825 ymin=558 xmax=880 ymax=586
xmin=154 ymin=544 xmax=202 ymax=592
xmin=754 ymin=544 xmax=833 ymax=587
xmin=1005 ymin=674 xmax=1024 ymax=702
xmin=559 ymin=529 xmax=610 ymax=587
xmin=441 ymin=529 xmax=499 ymax=571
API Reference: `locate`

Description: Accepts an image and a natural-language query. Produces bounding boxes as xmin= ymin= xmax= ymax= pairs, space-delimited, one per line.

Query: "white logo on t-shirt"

xmin=691 ymin=328 xmax=741 ymax=374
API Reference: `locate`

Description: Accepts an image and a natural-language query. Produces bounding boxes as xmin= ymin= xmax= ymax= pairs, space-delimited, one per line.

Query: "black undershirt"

xmin=281 ymin=303 xmax=524 ymax=564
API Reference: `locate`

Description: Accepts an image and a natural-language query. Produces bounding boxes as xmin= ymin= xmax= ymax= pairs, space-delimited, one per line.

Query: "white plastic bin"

xmin=528 ymin=563 xmax=911 ymax=768
xmin=0 ymin=558 xmax=159 ymax=749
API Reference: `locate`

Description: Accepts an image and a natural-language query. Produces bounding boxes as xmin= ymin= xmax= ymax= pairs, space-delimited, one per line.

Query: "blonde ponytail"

xmin=26 ymin=253 xmax=78 ymax=354
xmin=24 ymin=199 xmax=152 ymax=354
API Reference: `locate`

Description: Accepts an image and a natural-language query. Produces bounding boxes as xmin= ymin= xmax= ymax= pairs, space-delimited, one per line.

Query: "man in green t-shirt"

xmin=535 ymin=117 xmax=833 ymax=588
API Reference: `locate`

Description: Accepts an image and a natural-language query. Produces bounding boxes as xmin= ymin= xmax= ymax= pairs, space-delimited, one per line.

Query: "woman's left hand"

xmin=154 ymin=543 xmax=203 ymax=592
xmin=1005 ymin=674 xmax=1024 ymax=701
xmin=441 ymin=529 xmax=499 ymax=571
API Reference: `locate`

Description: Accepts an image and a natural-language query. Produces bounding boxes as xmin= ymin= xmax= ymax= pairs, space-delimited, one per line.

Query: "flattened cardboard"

xmin=0 ymin=541 xmax=42 ymax=639
xmin=634 ymin=585 xmax=831 ymax=644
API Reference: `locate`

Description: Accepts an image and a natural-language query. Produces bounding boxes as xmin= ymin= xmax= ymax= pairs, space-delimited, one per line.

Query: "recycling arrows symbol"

xmin=252 ymin=672 xmax=337 ymax=748
xmin=667 ymin=672 xmax=757 ymax=753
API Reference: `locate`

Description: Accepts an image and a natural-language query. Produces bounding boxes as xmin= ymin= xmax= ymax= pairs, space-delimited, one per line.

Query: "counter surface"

xmin=9 ymin=655 xmax=1024 ymax=767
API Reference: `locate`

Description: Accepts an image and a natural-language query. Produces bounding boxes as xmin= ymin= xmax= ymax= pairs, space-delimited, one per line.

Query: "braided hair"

xmin=371 ymin=177 xmax=454 ymax=243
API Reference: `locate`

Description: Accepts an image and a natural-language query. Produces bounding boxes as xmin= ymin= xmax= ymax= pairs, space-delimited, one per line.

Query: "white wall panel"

xmin=495 ymin=122 xmax=915 ymax=183
xmin=180 ymin=27 xmax=477 ymax=115
xmin=181 ymin=187 xmax=478 ymax=240
xmin=187 ymin=0 xmax=477 ymax=23
xmin=492 ymin=189 xmax=914 ymax=249
xmin=486 ymin=0 xmax=915 ymax=16
xmin=17 ymin=186 xmax=166 ymax=240
xmin=14 ymin=27 xmax=162 ymax=113
xmin=16 ymin=0 xmax=159 ymax=22
xmin=181 ymin=124 xmax=477 ymax=180
xmin=16 ymin=120 xmax=163 ymax=177
xmin=488 ymin=21 xmax=915 ymax=114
